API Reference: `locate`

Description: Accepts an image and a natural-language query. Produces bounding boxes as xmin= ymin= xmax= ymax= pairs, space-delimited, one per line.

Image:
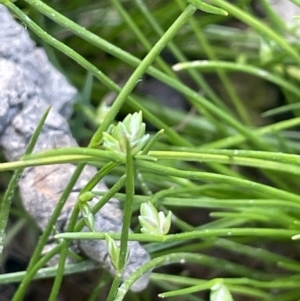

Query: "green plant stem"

xmin=48 ymin=242 xmax=69 ymax=301
xmin=48 ymin=205 xmax=81 ymax=301
xmin=12 ymin=245 xmax=62 ymax=301
xmin=56 ymin=227 xmax=299 ymax=242
xmin=203 ymin=117 xmax=300 ymax=149
xmin=152 ymin=273 xmax=300 ymax=290
xmin=149 ymin=151 xmax=300 ymax=175
xmin=159 ymin=279 xmax=268 ymax=299
xmin=107 ymin=141 xmax=135 ymax=301
xmin=263 ymin=102 xmax=300 ymax=117
xmin=100 ymin=192 xmax=300 ymax=212
xmin=158 ymin=278 xmax=220 ymax=298
xmin=173 ymin=60 xmax=300 ymax=98
xmin=0 ymin=260 xmax=100 ymax=284
xmin=80 ymin=162 xmax=118 ymax=195
xmin=107 ymin=277 xmax=121 ymax=301
xmin=260 ymin=0 xmax=286 ymax=32
xmin=0 ymin=148 xmax=125 ymax=172
xmin=147 ymin=151 xmax=300 ymax=175
xmin=0 ymin=155 xmax=100 ymax=171
xmin=135 ymin=160 xmax=300 ymax=203
xmin=177 ymin=0 xmax=250 ymax=125
xmin=120 ymin=142 xmax=134 ymax=270
xmin=136 ymin=170 xmax=153 ymax=196
xmin=111 ymin=0 xmax=175 ymax=78
xmin=166 ymin=148 xmax=300 ymax=165
xmin=141 ymin=129 xmax=165 ymax=155
xmin=214 ymin=238 xmax=300 ymax=267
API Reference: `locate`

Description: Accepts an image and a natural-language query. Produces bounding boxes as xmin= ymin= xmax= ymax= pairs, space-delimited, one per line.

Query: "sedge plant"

xmin=1 ymin=0 xmax=300 ymax=300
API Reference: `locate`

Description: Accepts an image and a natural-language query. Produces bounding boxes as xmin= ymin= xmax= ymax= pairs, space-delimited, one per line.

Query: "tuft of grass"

xmin=1 ymin=0 xmax=300 ymax=300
